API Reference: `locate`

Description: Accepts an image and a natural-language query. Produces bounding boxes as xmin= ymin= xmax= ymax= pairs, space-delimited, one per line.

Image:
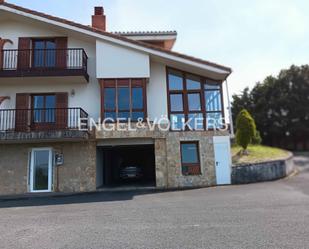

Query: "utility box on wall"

xmin=55 ymin=153 xmax=64 ymax=166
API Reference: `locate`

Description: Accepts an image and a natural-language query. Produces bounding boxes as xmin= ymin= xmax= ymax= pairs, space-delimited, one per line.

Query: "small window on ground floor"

xmin=180 ymin=141 xmax=201 ymax=175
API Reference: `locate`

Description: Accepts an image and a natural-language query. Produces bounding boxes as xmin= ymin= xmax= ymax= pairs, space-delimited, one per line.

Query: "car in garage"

xmin=120 ymin=165 xmax=143 ymax=180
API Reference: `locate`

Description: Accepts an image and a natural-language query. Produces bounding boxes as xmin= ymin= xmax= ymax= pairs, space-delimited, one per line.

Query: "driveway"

xmin=0 ymin=156 xmax=309 ymax=249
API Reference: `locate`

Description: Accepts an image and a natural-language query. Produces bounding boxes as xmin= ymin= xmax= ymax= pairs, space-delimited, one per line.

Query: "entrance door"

xmin=30 ymin=148 xmax=53 ymax=192
xmin=213 ymin=136 xmax=231 ymax=185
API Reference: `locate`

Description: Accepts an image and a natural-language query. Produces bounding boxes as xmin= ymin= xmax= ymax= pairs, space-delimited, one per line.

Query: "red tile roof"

xmin=113 ymin=31 xmax=177 ymax=37
xmin=0 ymin=1 xmax=232 ymax=73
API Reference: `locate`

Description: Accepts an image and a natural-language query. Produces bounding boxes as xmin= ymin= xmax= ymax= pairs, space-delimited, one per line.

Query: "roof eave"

xmin=0 ymin=2 xmax=232 ymax=76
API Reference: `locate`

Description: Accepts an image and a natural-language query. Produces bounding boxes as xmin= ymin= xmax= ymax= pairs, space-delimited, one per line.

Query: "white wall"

xmin=147 ymin=61 xmax=168 ymax=121
xmin=0 ymin=20 xmax=101 ymax=120
xmin=96 ymin=40 xmax=150 ymax=79
xmin=1 ymin=20 xmax=60 ymax=50
xmin=0 ymin=20 xmax=168 ymax=122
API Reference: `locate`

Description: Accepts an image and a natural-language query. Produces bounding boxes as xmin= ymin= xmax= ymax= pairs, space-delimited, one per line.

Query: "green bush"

xmin=252 ymin=130 xmax=262 ymax=145
xmin=235 ymin=109 xmax=257 ymax=151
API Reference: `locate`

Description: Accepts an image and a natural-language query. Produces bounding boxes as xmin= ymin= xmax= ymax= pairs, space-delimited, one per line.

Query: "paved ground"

xmin=1 ymin=156 xmax=309 ymax=249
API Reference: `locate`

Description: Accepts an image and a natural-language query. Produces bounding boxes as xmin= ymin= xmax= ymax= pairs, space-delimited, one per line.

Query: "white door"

xmin=213 ymin=136 xmax=231 ymax=185
xmin=30 ymin=148 xmax=53 ymax=192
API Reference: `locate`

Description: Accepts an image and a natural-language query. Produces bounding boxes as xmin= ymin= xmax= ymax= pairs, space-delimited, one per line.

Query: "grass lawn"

xmin=231 ymin=145 xmax=291 ymax=166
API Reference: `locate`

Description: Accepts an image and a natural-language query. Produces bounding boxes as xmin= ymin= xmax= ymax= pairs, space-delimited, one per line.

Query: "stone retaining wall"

xmin=231 ymin=154 xmax=294 ymax=184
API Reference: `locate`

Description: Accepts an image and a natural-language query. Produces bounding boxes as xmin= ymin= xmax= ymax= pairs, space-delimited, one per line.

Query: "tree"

xmin=235 ymin=109 xmax=257 ymax=153
xmin=231 ymin=65 xmax=309 ymax=151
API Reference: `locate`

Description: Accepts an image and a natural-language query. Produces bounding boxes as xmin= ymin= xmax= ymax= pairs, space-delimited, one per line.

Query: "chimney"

xmin=0 ymin=0 xmax=5 ymax=4
xmin=92 ymin=7 xmax=106 ymax=31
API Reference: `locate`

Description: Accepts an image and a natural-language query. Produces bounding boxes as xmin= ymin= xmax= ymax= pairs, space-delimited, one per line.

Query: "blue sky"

xmin=8 ymin=0 xmax=309 ymax=96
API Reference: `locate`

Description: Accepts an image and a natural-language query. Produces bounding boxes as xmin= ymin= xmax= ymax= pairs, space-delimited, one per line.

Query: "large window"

xmin=167 ymin=68 xmax=224 ymax=130
xmin=101 ymin=79 xmax=147 ymax=121
xmin=180 ymin=141 xmax=201 ymax=175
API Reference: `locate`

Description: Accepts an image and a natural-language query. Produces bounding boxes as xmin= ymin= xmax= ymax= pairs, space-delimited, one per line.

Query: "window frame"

xmin=31 ymin=93 xmax=56 ymax=124
xmin=180 ymin=141 xmax=201 ymax=176
xmin=29 ymin=147 xmax=53 ymax=193
xmin=32 ymin=38 xmax=56 ymax=68
xmin=204 ymin=81 xmax=224 ymax=129
xmin=100 ymin=78 xmax=147 ymax=122
xmin=166 ymin=67 xmax=225 ymax=131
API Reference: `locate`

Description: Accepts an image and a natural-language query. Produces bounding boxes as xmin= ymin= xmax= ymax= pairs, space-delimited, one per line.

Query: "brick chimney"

xmin=92 ymin=7 xmax=106 ymax=31
xmin=0 ymin=0 xmax=5 ymax=4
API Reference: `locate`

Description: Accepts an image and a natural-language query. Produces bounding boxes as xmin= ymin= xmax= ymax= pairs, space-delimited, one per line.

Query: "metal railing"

xmin=0 ymin=108 xmax=88 ymax=132
xmin=0 ymin=48 xmax=88 ymax=71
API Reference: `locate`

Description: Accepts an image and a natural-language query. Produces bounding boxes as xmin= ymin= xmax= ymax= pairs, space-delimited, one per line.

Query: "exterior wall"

xmin=0 ymin=20 xmax=169 ymax=123
xmin=147 ymin=61 xmax=168 ymax=121
xmin=165 ymin=132 xmax=217 ymax=188
xmin=96 ymin=125 xmax=229 ymax=189
xmin=0 ymin=16 xmax=231 ymax=195
xmin=96 ymin=40 xmax=150 ymax=78
xmin=0 ymin=79 xmax=100 ymax=120
xmin=0 ymin=19 xmax=101 ymax=120
xmin=0 ymin=141 xmax=97 ymax=196
xmin=1 ymin=20 xmax=61 ymax=50
xmin=154 ymin=138 xmax=168 ymax=187
xmin=0 ymin=129 xmax=226 ymax=196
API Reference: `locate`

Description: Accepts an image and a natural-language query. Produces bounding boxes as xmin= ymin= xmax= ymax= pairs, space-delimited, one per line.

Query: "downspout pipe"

xmin=225 ymin=79 xmax=234 ymax=138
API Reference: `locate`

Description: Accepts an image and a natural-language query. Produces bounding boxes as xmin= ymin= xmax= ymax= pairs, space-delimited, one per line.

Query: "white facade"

xmin=0 ymin=17 xmax=171 ymax=122
xmin=96 ymin=40 xmax=150 ymax=79
xmin=0 ymin=19 xmax=101 ymax=120
xmin=0 ymin=8 xmax=230 ymax=123
xmin=147 ymin=61 xmax=168 ymax=121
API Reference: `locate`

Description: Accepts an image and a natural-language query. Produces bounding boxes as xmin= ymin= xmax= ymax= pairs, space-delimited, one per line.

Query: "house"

xmin=0 ymin=1 xmax=233 ymax=195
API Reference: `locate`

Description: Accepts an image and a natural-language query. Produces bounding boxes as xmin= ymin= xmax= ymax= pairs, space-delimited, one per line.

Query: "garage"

xmin=96 ymin=145 xmax=156 ymax=188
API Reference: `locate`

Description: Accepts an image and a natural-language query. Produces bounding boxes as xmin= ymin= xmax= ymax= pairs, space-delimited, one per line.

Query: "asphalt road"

xmin=1 ymin=155 xmax=309 ymax=249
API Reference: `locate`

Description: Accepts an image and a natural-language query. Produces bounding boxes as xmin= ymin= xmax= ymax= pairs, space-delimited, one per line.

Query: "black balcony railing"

xmin=0 ymin=48 xmax=88 ymax=81
xmin=0 ymin=108 xmax=88 ymax=132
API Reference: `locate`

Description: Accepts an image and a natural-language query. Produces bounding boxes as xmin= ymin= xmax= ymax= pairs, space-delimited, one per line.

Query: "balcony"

xmin=0 ymin=108 xmax=89 ymax=141
xmin=0 ymin=48 xmax=89 ymax=82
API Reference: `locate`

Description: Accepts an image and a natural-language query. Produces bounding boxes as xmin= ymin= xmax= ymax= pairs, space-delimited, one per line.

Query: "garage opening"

xmin=96 ymin=145 xmax=156 ymax=188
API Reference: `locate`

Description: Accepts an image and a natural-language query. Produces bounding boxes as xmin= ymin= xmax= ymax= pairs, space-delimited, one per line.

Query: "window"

xmin=168 ymin=69 xmax=183 ymax=90
xmin=180 ymin=142 xmax=201 ymax=175
xmin=101 ymin=79 xmax=147 ymax=121
xmin=204 ymin=81 xmax=223 ymax=129
xmin=32 ymin=94 xmax=56 ymax=123
xmin=170 ymin=94 xmax=184 ymax=112
xmin=167 ymin=68 xmax=224 ymax=130
xmin=33 ymin=39 xmax=56 ymax=68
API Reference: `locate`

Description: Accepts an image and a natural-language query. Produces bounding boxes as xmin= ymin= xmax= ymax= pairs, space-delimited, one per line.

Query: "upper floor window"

xmin=32 ymin=39 xmax=56 ymax=68
xmin=167 ymin=68 xmax=224 ymax=130
xmin=101 ymin=79 xmax=147 ymax=121
xmin=32 ymin=94 xmax=56 ymax=123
